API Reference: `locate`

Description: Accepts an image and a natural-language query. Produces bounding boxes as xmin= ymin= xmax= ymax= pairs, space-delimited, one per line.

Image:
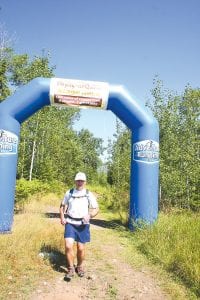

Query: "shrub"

xmin=15 ymin=179 xmax=65 ymax=211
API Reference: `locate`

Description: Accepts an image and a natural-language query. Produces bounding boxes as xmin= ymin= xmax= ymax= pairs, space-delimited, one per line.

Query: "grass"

xmin=0 ymin=190 xmax=199 ymax=299
xmin=0 ymin=193 xmax=64 ymax=299
xmin=106 ymin=283 xmax=118 ymax=299
xmin=99 ymin=199 xmax=200 ymax=299
xmin=125 ymin=210 xmax=200 ymax=298
xmin=90 ymin=211 xmax=196 ymax=300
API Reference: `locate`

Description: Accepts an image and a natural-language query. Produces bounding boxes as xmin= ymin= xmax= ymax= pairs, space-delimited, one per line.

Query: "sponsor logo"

xmin=133 ymin=140 xmax=159 ymax=162
xmin=0 ymin=130 xmax=18 ymax=155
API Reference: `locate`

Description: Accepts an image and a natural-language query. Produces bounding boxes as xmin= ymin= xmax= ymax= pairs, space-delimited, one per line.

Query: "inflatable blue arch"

xmin=0 ymin=77 xmax=159 ymax=233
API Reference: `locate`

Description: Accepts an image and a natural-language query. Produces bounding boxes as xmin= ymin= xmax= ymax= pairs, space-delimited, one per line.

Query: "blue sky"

xmin=1 ymin=0 xmax=200 ymax=147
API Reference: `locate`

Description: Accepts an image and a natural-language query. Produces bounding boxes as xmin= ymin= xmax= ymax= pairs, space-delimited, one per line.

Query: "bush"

xmin=15 ymin=179 xmax=65 ymax=210
xmin=87 ymin=184 xmax=115 ymax=211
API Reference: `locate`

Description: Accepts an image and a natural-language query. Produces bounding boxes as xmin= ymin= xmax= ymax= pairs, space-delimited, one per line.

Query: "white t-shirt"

xmin=62 ymin=188 xmax=98 ymax=224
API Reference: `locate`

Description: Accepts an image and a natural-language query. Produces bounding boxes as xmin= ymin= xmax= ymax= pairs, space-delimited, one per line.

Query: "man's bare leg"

xmin=76 ymin=242 xmax=85 ymax=277
xmin=65 ymin=238 xmax=75 ymax=278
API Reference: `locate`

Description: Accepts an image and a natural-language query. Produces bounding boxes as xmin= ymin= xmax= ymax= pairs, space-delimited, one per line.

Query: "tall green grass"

xmin=93 ymin=185 xmax=200 ymax=297
xmin=131 ymin=210 xmax=200 ymax=298
xmin=91 ymin=184 xmax=200 ymax=297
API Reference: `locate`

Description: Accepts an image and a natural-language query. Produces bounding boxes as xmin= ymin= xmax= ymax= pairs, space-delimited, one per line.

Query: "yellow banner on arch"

xmin=50 ymin=78 xmax=109 ymax=109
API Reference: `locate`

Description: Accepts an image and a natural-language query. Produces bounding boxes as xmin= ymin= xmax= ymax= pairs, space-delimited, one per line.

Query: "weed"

xmin=107 ymin=283 xmax=118 ymax=299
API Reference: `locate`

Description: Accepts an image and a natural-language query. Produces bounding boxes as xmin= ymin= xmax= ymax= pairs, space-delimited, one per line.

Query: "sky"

xmin=0 ymin=0 xmax=200 ymax=150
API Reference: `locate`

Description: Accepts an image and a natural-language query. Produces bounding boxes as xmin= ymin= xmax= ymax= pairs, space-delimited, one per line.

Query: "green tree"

xmin=178 ymin=87 xmax=200 ymax=209
xmin=77 ymin=129 xmax=104 ymax=183
xmin=9 ymin=53 xmax=55 ymax=87
xmin=18 ymin=105 xmax=81 ymax=183
xmin=0 ymin=26 xmax=13 ymax=100
xmin=148 ymin=78 xmax=200 ymax=210
xmin=107 ymin=119 xmax=131 ymax=218
xmin=107 ymin=119 xmax=131 ymax=188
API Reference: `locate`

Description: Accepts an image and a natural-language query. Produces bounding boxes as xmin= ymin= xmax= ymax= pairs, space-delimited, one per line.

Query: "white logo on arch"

xmin=133 ymin=140 xmax=159 ymax=163
xmin=0 ymin=130 xmax=18 ymax=155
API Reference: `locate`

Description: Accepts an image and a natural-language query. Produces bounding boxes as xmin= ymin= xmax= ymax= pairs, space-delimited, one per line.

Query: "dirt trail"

xmin=30 ymin=209 xmax=170 ymax=300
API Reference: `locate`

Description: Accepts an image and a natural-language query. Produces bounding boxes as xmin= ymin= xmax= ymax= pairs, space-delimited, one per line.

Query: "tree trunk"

xmin=29 ymin=139 xmax=36 ymax=181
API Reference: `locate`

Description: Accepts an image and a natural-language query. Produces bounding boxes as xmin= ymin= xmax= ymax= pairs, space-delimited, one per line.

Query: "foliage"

xmin=15 ymin=179 xmax=49 ymax=210
xmin=0 ymin=26 xmax=13 ymax=100
xmin=106 ymin=119 xmax=131 ymax=220
xmin=107 ymin=119 xmax=131 ymax=189
xmin=18 ymin=106 xmax=81 ymax=183
xmin=9 ymin=53 xmax=55 ymax=86
xmin=148 ymin=78 xmax=200 ymax=211
xmin=0 ymin=27 xmax=55 ymax=99
xmin=77 ymin=129 xmax=104 ymax=183
xmin=18 ymin=109 xmax=105 ymax=184
xmin=107 ymin=78 xmax=199 ymax=215
xmin=16 ymin=178 xmax=48 ymax=203
xmin=87 ymin=183 xmax=115 ymax=211
xmin=131 ymin=210 xmax=200 ymax=298
xmin=15 ymin=179 xmax=66 ymax=211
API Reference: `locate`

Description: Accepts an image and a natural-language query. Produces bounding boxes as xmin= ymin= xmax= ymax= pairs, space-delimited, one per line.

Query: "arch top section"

xmin=0 ymin=77 xmax=158 ymax=138
xmin=107 ymin=84 xmax=159 ymax=141
xmin=0 ymin=78 xmax=51 ymax=124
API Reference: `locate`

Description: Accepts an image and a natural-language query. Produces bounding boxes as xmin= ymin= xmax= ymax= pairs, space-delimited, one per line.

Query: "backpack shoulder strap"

xmin=64 ymin=188 xmax=73 ymax=214
xmin=85 ymin=189 xmax=91 ymax=207
xmin=69 ymin=188 xmax=74 ymax=195
xmin=68 ymin=188 xmax=90 ymax=202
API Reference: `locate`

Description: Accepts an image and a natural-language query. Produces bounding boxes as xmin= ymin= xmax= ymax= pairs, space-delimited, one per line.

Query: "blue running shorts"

xmin=64 ymin=223 xmax=90 ymax=243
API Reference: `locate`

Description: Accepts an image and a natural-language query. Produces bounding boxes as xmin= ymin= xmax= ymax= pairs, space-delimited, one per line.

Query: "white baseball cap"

xmin=74 ymin=172 xmax=86 ymax=181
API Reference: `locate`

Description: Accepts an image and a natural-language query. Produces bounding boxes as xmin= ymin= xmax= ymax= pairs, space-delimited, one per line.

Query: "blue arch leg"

xmin=0 ymin=116 xmax=20 ymax=233
xmin=129 ymin=131 xmax=159 ymax=229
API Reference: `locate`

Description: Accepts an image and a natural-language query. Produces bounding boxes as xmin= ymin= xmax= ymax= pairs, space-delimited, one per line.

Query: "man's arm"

xmin=60 ymin=203 xmax=67 ymax=225
xmin=89 ymin=207 xmax=99 ymax=219
xmin=83 ymin=207 xmax=99 ymax=223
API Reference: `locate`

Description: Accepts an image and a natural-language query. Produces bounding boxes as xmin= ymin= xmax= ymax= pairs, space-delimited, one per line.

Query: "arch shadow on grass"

xmin=90 ymin=218 xmax=126 ymax=230
xmin=45 ymin=212 xmax=60 ymax=218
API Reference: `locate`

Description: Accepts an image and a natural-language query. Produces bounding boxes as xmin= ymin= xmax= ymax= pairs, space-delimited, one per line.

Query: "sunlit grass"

xmin=0 ymin=194 xmax=64 ymax=299
xmin=94 ymin=205 xmax=199 ymax=299
xmin=0 ymin=190 xmax=199 ymax=299
xmin=91 ymin=211 xmax=194 ymax=300
xmin=130 ymin=210 xmax=200 ymax=298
